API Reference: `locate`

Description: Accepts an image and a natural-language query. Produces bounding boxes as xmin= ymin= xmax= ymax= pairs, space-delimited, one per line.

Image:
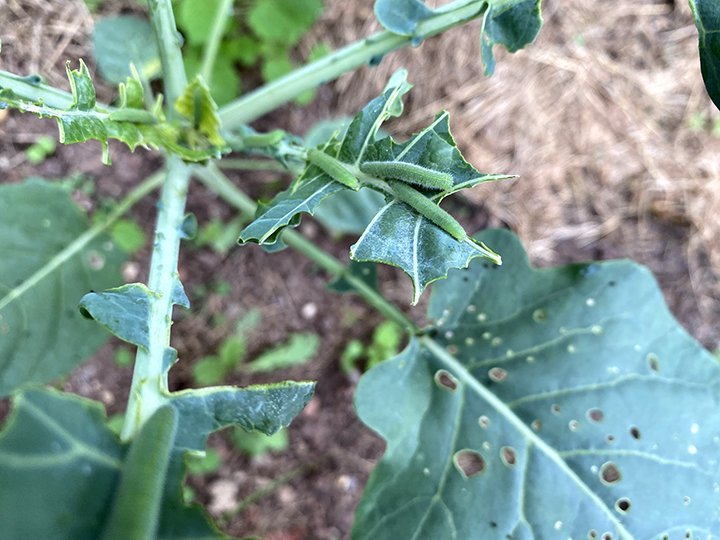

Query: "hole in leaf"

xmin=602 ymin=534 xmax=613 ymax=540
xmin=554 ymin=520 xmax=563 ymax=530
xmin=551 ymin=404 xmax=561 ymax=415
xmin=599 ymin=462 xmax=621 ymax=485
xmin=647 ymin=353 xmax=660 ymax=372
xmin=453 ymin=449 xmax=486 ymax=478
xmin=615 ymin=497 xmax=631 ymax=514
xmin=446 ymin=344 xmax=458 ymax=355
xmin=434 ymin=370 xmax=458 ymax=392
xmin=532 ymin=309 xmax=548 ymax=322
xmin=685 ymin=531 xmax=692 ymax=539
xmin=606 ymin=434 xmax=616 ymax=444
xmin=683 ymin=495 xmax=691 ymax=506
xmin=478 ymin=415 xmax=490 ymax=429
xmin=588 ymin=531 xmax=598 ymax=539
xmin=630 ymin=426 xmax=641 ymax=440
xmin=531 ymin=419 xmax=542 ymax=432
xmin=488 ymin=367 xmax=507 ymax=383
xmin=587 ymin=408 xmax=604 ymax=423
xmin=500 ymin=446 xmax=517 ymax=468
xmin=569 ymin=420 xmax=580 ymax=431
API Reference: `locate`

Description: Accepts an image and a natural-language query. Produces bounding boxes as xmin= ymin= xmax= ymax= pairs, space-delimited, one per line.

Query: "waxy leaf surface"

xmin=92 ymin=15 xmax=161 ymax=84
xmin=0 ymin=179 xmax=123 ymax=396
xmin=354 ymin=229 xmax=720 ymax=538
xmin=240 ymin=71 xmax=506 ymax=303
xmin=0 ymin=381 xmax=314 ymax=538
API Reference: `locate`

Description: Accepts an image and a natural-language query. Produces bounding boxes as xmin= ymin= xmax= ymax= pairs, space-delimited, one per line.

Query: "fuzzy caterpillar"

xmin=386 ymin=179 xmax=466 ymax=241
xmin=307 ymin=148 xmax=360 ymax=191
xmin=360 ymin=161 xmax=453 ymax=191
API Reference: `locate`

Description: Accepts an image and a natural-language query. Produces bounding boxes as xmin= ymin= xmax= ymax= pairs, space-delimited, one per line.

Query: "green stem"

xmin=217 ymin=158 xmax=289 ymax=173
xmin=218 ymin=0 xmax=486 ymax=128
xmin=148 ymin=0 xmax=188 ymax=111
xmin=0 ymin=69 xmax=109 ymax=110
xmin=0 ymin=173 xmax=163 ymax=314
xmin=199 ymin=0 xmax=233 ymax=84
xmin=194 ymin=164 xmax=418 ymax=334
xmin=122 ymin=158 xmax=191 ymax=440
xmin=123 ymin=0 xmax=191 ymax=440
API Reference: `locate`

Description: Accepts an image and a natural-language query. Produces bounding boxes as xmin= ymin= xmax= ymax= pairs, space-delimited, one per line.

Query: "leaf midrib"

xmin=421 ymin=336 xmax=635 ymax=538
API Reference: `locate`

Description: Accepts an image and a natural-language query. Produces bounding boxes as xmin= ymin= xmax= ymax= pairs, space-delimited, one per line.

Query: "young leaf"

xmin=0 ymin=179 xmax=124 ymax=396
xmin=0 ymin=62 xmax=223 ymax=163
xmin=246 ymin=333 xmax=320 ymax=373
xmin=174 ymin=75 xmax=226 ymax=148
xmin=481 ymin=0 xmax=544 ymax=76
xmin=354 ymin=229 xmax=720 ymax=537
xmin=92 ymin=16 xmax=162 ymax=84
xmin=230 ymin=427 xmax=289 ymax=458
xmin=247 ymin=0 xmax=323 ymax=47
xmin=689 ymin=0 xmax=720 ymax=110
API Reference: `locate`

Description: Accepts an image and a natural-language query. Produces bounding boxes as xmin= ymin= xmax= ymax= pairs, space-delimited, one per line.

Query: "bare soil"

xmin=1 ymin=0 xmax=718 ymax=538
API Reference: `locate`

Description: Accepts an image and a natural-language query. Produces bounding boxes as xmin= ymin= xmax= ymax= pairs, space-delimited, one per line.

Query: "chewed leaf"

xmin=238 ymin=173 xmax=345 ymax=244
xmin=170 ymin=382 xmax=315 ymax=449
xmin=689 ymin=0 xmax=720 ymax=110
xmin=350 ymin=201 xmax=498 ymax=304
xmin=354 ymin=229 xmax=720 ymax=537
xmin=0 ymin=61 xmax=223 ymax=163
xmin=239 ymin=70 xmax=510 ymax=304
xmin=482 ymin=0 xmax=544 ymax=76
xmin=174 ymin=76 xmax=225 ymax=148
xmin=79 ymin=282 xmax=189 ymax=350
xmin=0 ymin=381 xmax=314 ymax=538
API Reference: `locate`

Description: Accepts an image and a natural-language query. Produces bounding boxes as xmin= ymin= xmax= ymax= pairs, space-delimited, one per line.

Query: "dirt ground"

xmin=1 ymin=0 xmax=719 ymax=538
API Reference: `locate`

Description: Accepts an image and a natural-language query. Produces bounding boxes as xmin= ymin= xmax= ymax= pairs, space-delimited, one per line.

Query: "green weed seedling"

xmin=1 ymin=0 xmax=720 ymax=537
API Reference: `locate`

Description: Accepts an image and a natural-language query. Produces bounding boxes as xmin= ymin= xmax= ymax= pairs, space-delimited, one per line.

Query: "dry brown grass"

xmin=1 ymin=0 xmax=718 ymax=345
xmin=309 ymin=0 xmax=720 ymax=345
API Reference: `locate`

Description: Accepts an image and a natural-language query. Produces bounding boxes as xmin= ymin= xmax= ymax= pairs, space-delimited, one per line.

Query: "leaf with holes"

xmin=690 ymin=0 xmax=720 ymax=110
xmin=0 ymin=382 xmax=314 ymax=538
xmin=239 ymin=70 xmax=510 ymax=304
xmin=0 ymin=179 xmax=124 ymax=397
xmin=353 ymin=229 xmax=720 ymax=538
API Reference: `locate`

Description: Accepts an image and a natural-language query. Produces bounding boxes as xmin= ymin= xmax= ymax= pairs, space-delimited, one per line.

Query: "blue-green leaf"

xmin=373 ymin=0 xmax=434 ymax=36
xmin=92 ymin=16 xmax=161 ymax=84
xmin=239 ymin=71 xmax=509 ymax=303
xmin=0 ymin=380 xmax=314 ymax=539
xmin=482 ymin=0 xmax=543 ymax=76
xmin=354 ymin=229 xmax=720 ymax=537
xmin=689 ymin=0 xmax=720 ymax=110
xmin=0 ymin=179 xmax=124 ymax=396
xmin=79 ymin=283 xmax=159 ymax=350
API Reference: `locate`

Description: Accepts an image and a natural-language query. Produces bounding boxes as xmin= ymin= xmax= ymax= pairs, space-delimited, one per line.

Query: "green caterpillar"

xmin=360 ymin=161 xmax=453 ymax=191
xmin=107 ymin=109 xmax=158 ymax=124
xmin=102 ymin=406 xmax=178 ymax=540
xmin=307 ymin=148 xmax=360 ymax=191
xmin=386 ymin=180 xmax=466 ymax=241
xmin=242 ymin=129 xmax=285 ymax=148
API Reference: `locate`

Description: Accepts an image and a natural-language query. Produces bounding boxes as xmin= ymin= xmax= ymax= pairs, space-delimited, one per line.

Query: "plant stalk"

xmin=0 ymin=173 xmax=162 ymax=314
xmin=147 ymin=0 xmax=188 ymax=111
xmin=123 ymin=0 xmax=190 ymax=440
xmin=218 ymin=0 xmax=486 ymax=128
xmin=0 ymin=69 xmax=109 ymax=110
xmin=122 ymin=159 xmax=191 ymax=440
xmin=194 ymin=164 xmax=418 ymax=334
xmin=199 ymin=0 xmax=234 ymax=85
